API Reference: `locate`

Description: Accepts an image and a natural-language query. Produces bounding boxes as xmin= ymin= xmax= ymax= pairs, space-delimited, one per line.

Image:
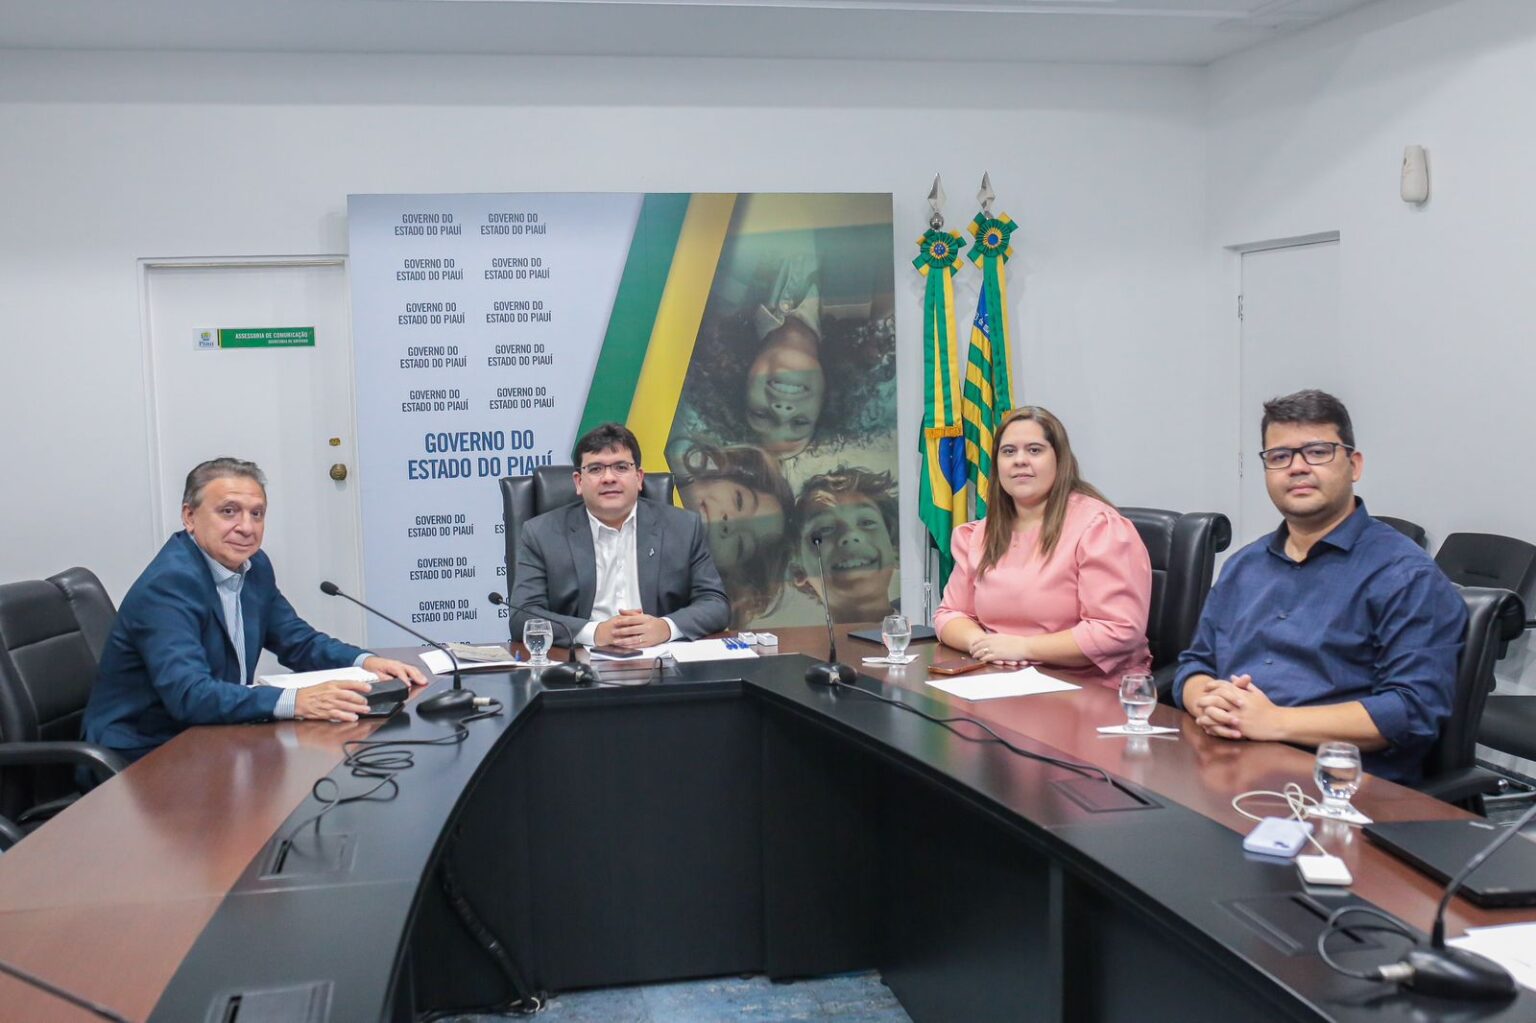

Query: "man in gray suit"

xmin=509 ymin=422 xmax=731 ymax=649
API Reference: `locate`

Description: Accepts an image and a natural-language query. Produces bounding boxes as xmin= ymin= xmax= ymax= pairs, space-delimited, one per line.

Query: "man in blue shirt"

xmin=1173 ymin=390 xmax=1465 ymax=784
xmin=84 ymin=458 xmax=427 ymax=761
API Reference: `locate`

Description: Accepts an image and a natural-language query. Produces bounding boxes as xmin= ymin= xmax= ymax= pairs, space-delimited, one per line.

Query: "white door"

xmin=141 ymin=258 xmax=365 ymax=668
xmin=1237 ymin=240 xmax=1342 ymax=548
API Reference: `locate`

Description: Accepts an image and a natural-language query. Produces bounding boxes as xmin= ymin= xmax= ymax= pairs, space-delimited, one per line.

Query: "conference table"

xmin=0 ymin=628 xmax=1533 ymax=1022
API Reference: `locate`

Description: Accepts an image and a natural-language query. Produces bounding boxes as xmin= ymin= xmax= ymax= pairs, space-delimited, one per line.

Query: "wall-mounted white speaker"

xmin=1401 ymin=145 xmax=1430 ymax=204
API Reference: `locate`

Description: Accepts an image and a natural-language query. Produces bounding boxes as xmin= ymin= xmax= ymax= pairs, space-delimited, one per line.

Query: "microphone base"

xmin=805 ymin=661 xmax=856 ymax=687
xmin=417 ymin=688 xmax=479 ymax=716
xmin=538 ymin=662 xmax=599 ymax=688
xmin=1402 ymin=946 xmax=1517 ymax=1001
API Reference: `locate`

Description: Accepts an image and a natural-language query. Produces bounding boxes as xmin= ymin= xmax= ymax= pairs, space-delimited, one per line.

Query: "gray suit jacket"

xmin=509 ymin=497 xmax=730 ymax=644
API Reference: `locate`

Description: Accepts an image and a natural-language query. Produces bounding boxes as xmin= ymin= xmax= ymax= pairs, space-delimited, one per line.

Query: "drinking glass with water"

xmin=524 ymin=618 xmax=554 ymax=666
xmin=1314 ymin=741 xmax=1363 ymax=816
xmin=881 ymin=615 xmax=912 ymax=664
xmin=1118 ymin=672 xmax=1157 ymax=733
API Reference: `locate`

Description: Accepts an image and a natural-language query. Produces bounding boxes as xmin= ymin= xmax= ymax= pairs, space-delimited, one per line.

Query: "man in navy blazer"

xmin=509 ymin=423 xmax=730 ymax=649
xmin=84 ymin=458 xmax=426 ymax=761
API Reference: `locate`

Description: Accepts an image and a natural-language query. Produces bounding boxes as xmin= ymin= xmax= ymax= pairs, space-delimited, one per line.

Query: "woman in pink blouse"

xmin=935 ymin=406 xmax=1152 ymax=688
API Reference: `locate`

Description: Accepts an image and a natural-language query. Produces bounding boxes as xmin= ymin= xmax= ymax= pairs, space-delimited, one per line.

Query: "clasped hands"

xmin=595 ymin=609 xmax=671 ymax=650
xmin=1185 ymin=674 xmax=1285 ymax=742
xmin=295 ymin=656 xmax=428 ymax=723
xmin=967 ymin=632 xmax=1034 ymax=666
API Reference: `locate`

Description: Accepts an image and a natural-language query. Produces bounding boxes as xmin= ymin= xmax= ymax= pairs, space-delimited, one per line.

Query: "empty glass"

xmin=1118 ymin=672 xmax=1157 ymax=733
xmin=523 ymin=618 xmax=554 ymax=667
xmin=881 ymin=614 xmax=912 ymax=664
xmin=1314 ymin=741 xmax=1363 ymax=816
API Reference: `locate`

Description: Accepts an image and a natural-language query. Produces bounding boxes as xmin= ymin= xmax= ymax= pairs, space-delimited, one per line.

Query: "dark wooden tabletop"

xmin=808 ymin=625 xmax=1503 ymax=938
xmin=0 ymin=626 xmax=1529 ymax=1021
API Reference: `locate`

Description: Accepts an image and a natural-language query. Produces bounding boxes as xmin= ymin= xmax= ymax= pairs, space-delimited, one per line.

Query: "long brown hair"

xmin=977 ymin=406 xmax=1109 ymax=577
xmin=678 ymin=440 xmax=796 ymax=627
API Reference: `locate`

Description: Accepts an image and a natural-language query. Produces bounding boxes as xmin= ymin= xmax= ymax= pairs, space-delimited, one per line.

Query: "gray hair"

xmin=182 ymin=458 xmax=267 ymax=508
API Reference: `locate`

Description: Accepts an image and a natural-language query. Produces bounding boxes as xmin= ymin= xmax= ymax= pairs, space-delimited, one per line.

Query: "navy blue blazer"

xmin=83 ymin=531 xmax=366 ymax=759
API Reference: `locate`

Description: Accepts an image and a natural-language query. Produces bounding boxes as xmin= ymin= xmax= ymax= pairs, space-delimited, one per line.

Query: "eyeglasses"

xmin=1258 ymin=442 xmax=1354 ymax=471
xmin=578 ymin=461 xmax=636 ymax=478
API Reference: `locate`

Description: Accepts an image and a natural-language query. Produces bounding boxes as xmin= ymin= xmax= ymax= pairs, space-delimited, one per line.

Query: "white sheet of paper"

xmin=419 ymin=649 xmax=522 ymax=675
xmin=255 ymin=666 xmax=377 ymax=689
xmin=666 ymin=639 xmax=759 ymax=663
xmin=925 ymin=668 xmax=1079 ymax=700
xmin=862 ymin=654 xmax=919 ymax=665
xmin=1449 ymin=924 xmax=1536 ymax=992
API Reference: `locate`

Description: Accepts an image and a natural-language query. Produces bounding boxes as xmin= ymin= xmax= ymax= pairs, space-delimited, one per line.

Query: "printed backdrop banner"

xmin=349 ymin=193 xmax=897 ymax=648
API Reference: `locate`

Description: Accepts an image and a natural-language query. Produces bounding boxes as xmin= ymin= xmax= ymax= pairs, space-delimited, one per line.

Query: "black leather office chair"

xmin=1418 ymin=586 xmax=1526 ymax=807
xmin=499 ymin=467 xmax=676 ymax=588
xmin=1376 ymin=516 xmax=1428 ymax=550
xmin=1432 ymin=532 xmax=1536 ymax=770
xmin=0 ymin=813 xmax=21 ymax=852
xmin=0 ymin=569 xmax=126 ymax=828
xmin=1118 ymin=508 xmax=1232 ymax=695
xmin=1434 ymin=532 xmax=1536 ymax=622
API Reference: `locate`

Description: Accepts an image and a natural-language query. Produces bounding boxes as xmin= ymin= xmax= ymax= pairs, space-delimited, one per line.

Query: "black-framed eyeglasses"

xmin=1258 ymin=442 xmax=1354 ymax=471
xmin=577 ymin=460 xmax=636 ymax=478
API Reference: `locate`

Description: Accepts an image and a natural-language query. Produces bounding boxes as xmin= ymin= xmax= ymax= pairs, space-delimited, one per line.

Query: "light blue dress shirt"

xmin=200 ymin=552 xmax=371 ymax=719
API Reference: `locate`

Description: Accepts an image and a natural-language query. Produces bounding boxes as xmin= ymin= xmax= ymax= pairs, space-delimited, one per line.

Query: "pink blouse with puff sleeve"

xmin=933 ymin=493 xmax=1153 ymax=688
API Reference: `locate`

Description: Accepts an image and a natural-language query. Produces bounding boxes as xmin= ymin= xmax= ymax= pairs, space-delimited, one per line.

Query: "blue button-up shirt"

xmin=1173 ymin=501 xmax=1466 ymax=784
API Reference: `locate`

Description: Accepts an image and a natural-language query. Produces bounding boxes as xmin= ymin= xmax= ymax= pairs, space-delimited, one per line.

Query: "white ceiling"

xmin=0 ymin=0 xmax=1385 ymax=65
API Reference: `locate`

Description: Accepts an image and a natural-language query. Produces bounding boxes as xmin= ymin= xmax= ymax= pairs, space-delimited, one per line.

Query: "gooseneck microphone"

xmin=1394 ymin=800 xmax=1536 ymax=999
xmin=319 ymin=580 xmax=476 ymax=715
xmin=804 ymin=536 xmax=855 ymax=687
xmin=486 ymin=591 xmax=597 ymax=687
xmin=486 ymin=591 xmax=578 ymax=663
xmin=1319 ymin=798 xmax=1535 ymax=1001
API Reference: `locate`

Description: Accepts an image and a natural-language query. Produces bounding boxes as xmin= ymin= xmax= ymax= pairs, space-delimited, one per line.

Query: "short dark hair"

xmin=1261 ymin=389 xmax=1355 ymax=450
xmin=182 ymin=457 xmax=266 ymax=508
xmin=573 ymin=422 xmax=641 ymax=466
xmin=792 ymin=467 xmax=900 ymax=546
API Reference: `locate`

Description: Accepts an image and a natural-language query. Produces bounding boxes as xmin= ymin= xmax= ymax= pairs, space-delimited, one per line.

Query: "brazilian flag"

xmin=914 ymin=228 xmax=969 ymax=589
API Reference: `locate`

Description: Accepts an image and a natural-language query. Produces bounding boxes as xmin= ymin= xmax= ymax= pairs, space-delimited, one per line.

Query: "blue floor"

xmin=456 ymin=971 xmax=911 ymax=1021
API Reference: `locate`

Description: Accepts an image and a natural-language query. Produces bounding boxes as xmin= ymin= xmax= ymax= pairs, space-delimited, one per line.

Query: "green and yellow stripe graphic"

xmin=578 ymin=193 xmax=738 ymax=473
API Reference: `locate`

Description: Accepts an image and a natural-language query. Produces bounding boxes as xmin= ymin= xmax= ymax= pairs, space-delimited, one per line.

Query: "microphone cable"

xmin=821 ymin=675 xmax=1112 ymax=785
xmin=274 ymin=699 xmax=504 ymax=869
xmin=1314 ymin=797 xmax=1536 ymax=1000
xmin=0 ymin=956 xmax=135 ymax=1023
xmin=420 ymin=827 xmax=547 ymax=1020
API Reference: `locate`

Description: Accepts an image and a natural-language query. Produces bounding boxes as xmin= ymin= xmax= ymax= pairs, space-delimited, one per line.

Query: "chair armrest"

xmin=0 ymin=814 xmax=22 ymax=851
xmin=1417 ymin=765 xmax=1506 ymax=809
xmin=0 ymin=741 xmax=127 ymax=781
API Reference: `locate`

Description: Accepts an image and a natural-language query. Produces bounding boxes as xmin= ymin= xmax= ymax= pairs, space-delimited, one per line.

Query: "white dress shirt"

xmin=574 ymin=505 xmax=680 ymax=646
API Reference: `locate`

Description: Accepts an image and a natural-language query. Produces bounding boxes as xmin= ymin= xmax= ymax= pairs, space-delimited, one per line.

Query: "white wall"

xmin=0 ymin=50 xmax=1212 ymax=617
xmin=1208 ymin=0 xmax=1536 ymax=545
xmin=1207 ymin=0 xmax=1536 ymax=738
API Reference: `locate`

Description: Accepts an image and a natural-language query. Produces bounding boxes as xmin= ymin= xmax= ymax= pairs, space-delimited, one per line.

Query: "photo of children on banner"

xmin=670 ymin=212 xmax=899 ymax=629
xmin=677 ymin=284 xmax=895 ymax=463
xmin=669 ymin=438 xmax=796 ymax=629
xmin=789 ymin=467 xmax=900 ymax=624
